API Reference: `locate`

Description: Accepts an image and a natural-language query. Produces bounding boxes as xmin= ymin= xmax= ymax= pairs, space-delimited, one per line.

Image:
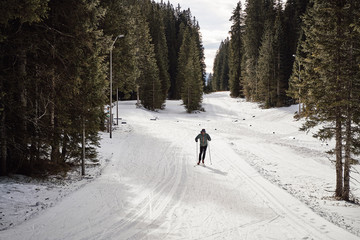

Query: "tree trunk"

xmin=152 ymin=79 xmax=155 ymax=109
xmin=18 ymin=49 xmax=28 ymax=169
xmin=81 ymin=121 xmax=85 ymax=176
xmin=50 ymin=74 xmax=59 ymax=163
xmin=1 ymin=109 xmax=6 ymax=176
xmin=334 ymin=2 xmax=344 ymax=199
xmin=343 ymin=114 xmax=351 ymax=201
xmin=343 ymin=41 xmax=354 ymax=201
xmin=136 ymin=85 xmax=140 ymax=107
xmin=335 ymin=111 xmax=343 ymax=198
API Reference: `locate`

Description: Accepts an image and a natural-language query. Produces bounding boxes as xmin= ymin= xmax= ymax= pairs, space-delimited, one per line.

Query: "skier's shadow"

xmin=205 ymin=166 xmax=227 ymax=176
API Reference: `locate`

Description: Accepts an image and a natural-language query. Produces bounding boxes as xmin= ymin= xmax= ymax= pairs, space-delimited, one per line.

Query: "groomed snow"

xmin=0 ymin=91 xmax=359 ymax=240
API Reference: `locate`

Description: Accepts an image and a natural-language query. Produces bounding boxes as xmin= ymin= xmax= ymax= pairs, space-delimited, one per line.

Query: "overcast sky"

xmin=155 ymin=0 xmax=246 ymax=74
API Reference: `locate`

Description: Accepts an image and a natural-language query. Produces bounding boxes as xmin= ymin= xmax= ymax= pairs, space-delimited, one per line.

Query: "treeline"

xmin=211 ymin=0 xmax=308 ymax=108
xmin=0 ymin=0 xmax=205 ymax=176
xmin=213 ymin=0 xmax=360 ymax=201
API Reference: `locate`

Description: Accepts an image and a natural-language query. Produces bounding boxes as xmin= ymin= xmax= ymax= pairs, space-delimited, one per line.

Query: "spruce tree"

xmin=163 ymin=2 xmax=178 ymax=99
xmin=256 ymin=1 xmax=286 ymax=108
xmin=299 ymin=0 xmax=360 ymax=200
xmin=212 ymin=39 xmax=230 ymax=91
xmin=180 ymin=29 xmax=203 ymax=112
xmin=175 ymin=23 xmax=190 ymax=100
xmin=0 ymin=0 xmax=48 ymax=175
xmin=342 ymin=0 xmax=360 ymax=201
xmin=256 ymin=19 xmax=275 ymax=108
xmin=147 ymin=2 xmax=170 ymax=102
xmin=101 ymin=0 xmax=137 ymax=100
xmin=229 ymin=1 xmax=244 ymax=98
xmin=204 ymin=73 xmax=214 ymax=93
xmin=242 ymin=0 xmax=268 ymax=101
xmin=132 ymin=5 xmax=163 ymax=110
xmin=193 ymin=19 xmax=207 ymax=91
xmin=273 ymin=2 xmax=288 ymax=106
xmin=283 ymin=0 xmax=309 ymax=89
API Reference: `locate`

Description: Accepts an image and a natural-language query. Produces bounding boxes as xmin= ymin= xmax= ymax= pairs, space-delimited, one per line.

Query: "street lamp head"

xmin=111 ymin=34 xmax=125 ymax=49
xmin=292 ymin=54 xmax=296 ymax=57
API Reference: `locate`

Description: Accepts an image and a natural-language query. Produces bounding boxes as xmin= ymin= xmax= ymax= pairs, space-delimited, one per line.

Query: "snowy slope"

xmin=0 ymin=92 xmax=359 ymax=240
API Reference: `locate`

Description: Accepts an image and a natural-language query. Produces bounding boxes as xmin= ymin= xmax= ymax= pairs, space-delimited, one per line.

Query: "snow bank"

xmin=0 ymin=92 xmax=359 ymax=240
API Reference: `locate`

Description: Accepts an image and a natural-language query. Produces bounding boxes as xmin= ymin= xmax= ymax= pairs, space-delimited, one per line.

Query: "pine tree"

xmin=229 ymin=1 xmax=244 ymax=98
xmin=147 ymin=2 xmax=170 ymax=102
xmin=193 ymin=19 xmax=207 ymax=92
xmin=0 ymin=0 xmax=48 ymax=175
xmin=163 ymin=2 xmax=178 ymax=99
xmin=342 ymin=0 xmax=360 ymax=201
xmin=242 ymin=0 xmax=269 ymax=101
xmin=0 ymin=0 xmax=108 ymax=175
xmin=175 ymin=23 xmax=190 ymax=100
xmin=132 ymin=4 xmax=163 ymax=110
xmin=101 ymin=0 xmax=137 ymax=100
xmin=299 ymin=0 xmax=360 ymax=200
xmin=284 ymin=0 xmax=309 ymax=110
xmin=42 ymin=0 xmax=107 ymax=166
xmin=204 ymin=73 xmax=214 ymax=93
xmin=272 ymin=2 xmax=287 ymax=107
xmin=180 ymin=29 xmax=203 ymax=112
xmin=212 ymin=39 xmax=230 ymax=91
xmin=257 ymin=1 xmax=287 ymax=108
xmin=256 ymin=19 xmax=275 ymax=108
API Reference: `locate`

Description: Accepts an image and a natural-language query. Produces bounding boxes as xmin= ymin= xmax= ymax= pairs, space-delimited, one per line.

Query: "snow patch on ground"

xmin=0 ymin=124 xmax=132 ymax=231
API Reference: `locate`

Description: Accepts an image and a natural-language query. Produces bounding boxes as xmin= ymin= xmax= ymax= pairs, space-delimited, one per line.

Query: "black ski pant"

xmin=199 ymin=146 xmax=207 ymax=162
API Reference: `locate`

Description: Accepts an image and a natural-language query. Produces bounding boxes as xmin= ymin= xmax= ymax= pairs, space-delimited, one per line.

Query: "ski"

xmin=194 ymin=163 xmax=206 ymax=167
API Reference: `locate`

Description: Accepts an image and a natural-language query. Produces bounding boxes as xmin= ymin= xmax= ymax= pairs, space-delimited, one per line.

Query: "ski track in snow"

xmin=0 ymin=92 xmax=359 ymax=240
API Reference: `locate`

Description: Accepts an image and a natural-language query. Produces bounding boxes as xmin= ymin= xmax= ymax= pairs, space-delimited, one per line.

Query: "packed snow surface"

xmin=1 ymin=92 xmax=360 ymax=240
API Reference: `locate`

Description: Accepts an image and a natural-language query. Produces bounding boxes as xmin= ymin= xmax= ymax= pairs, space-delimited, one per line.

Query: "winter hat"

xmin=201 ymin=129 xmax=206 ymax=133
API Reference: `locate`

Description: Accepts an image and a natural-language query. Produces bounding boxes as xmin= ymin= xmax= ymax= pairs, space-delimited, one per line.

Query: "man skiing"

xmin=195 ymin=129 xmax=211 ymax=165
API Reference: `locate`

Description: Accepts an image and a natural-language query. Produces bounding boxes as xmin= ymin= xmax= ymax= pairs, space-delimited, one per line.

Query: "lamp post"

xmin=116 ymin=87 xmax=119 ymax=126
xmin=110 ymin=34 xmax=124 ymax=138
xmin=293 ymin=54 xmax=301 ymax=114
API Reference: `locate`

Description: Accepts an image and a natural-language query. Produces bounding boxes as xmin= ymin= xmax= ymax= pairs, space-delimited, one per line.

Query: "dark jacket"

xmin=195 ymin=133 xmax=211 ymax=147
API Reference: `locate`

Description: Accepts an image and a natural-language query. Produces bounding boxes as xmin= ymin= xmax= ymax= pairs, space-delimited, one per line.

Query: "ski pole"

xmin=208 ymin=142 xmax=212 ymax=165
xmin=196 ymin=141 xmax=198 ymax=164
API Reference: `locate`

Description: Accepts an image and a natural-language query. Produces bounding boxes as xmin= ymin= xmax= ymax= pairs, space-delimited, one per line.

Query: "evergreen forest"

xmin=0 ymin=0 xmax=205 ymax=176
xmin=212 ymin=0 xmax=360 ymax=201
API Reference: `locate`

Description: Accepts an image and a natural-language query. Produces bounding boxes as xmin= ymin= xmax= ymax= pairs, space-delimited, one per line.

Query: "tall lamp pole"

xmin=110 ymin=34 xmax=124 ymax=138
xmin=293 ymin=54 xmax=301 ymax=114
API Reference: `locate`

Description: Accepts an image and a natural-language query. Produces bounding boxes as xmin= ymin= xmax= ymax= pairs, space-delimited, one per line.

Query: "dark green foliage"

xmin=0 ymin=0 xmax=48 ymax=25
xmin=229 ymin=1 xmax=244 ymax=98
xmin=294 ymin=0 xmax=360 ymax=200
xmin=283 ymin=0 xmax=309 ymax=92
xmin=214 ymin=0 xmax=308 ymax=107
xmin=0 ymin=0 xmax=206 ymax=176
xmin=162 ymin=2 xmax=178 ymax=99
xmin=130 ymin=4 xmax=163 ymax=110
xmin=101 ymin=0 xmax=137 ymax=100
xmin=0 ymin=0 xmax=108 ymax=176
xmin=214 ymin=0 xmax=359 ymax=200
xmin=204 ymin=73 xmax=214 ymax=93
xmin=212 ymin=39 xmax=230 ymax=91
xmin=242 ymin=0 xmax=269 ymax=101
xmin=257 ymin=2 xmax=288 ymax=107
xmin=179 ymin=28 xmax=203 ymax=112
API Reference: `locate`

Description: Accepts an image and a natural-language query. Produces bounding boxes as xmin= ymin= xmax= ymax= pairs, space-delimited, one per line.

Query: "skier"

xmin=195 ymin=129 xmax=211 ymax=165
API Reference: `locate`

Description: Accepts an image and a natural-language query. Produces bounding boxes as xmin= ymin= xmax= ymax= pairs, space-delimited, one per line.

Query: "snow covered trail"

xmin=1 ymin=92 xmax=359 ymax=240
